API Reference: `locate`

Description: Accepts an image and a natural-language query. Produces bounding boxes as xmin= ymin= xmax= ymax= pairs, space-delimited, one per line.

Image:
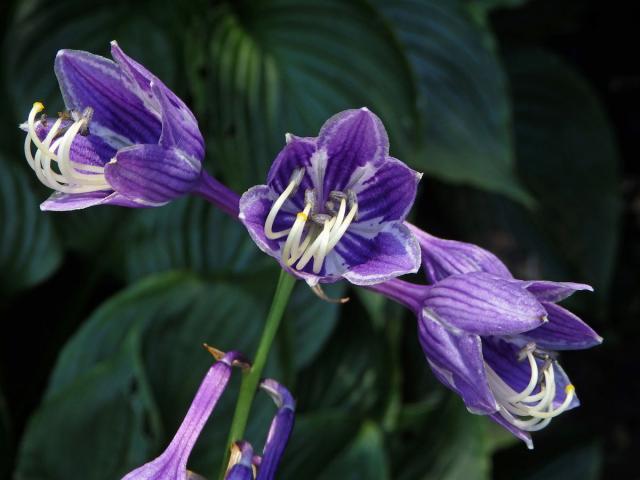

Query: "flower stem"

xmin=218 ymin=270 xmax=296 ymax=478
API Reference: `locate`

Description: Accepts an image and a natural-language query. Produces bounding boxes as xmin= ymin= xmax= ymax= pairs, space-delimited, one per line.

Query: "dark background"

xmin=0 ymin=0 xmax=638 ymax=478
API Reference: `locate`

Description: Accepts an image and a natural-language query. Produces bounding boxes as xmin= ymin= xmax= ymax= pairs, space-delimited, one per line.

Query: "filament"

xmin=24 ymin=103 xmax=111 ymax=194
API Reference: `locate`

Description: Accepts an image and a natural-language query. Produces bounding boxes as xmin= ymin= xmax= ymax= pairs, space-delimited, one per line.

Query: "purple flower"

xmin=122 ymin=350 xmax=247 ymax=480
xmin=224 ymin=379 xmax=295 ymax=480
xmin=370 ymin=230 xmax=602 ymax=448
xmin=22 ymin=41 xmax=204 ymax=211
xmin=239 ymin=108 xmax=421 ymax=286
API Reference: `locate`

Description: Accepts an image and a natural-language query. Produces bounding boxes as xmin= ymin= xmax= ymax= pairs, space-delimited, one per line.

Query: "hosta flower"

xmin=224 ymin=379 xmax=295 ymax=480
xmin=122 ymin=350 xmax=247 ymax=480
xmin=22 ymin=41 xmax=204 ymax=211
xmin=371 ymin=268 xmax=601 ymax=448
xmin=239 ymin=108 xmax=421 ymax=286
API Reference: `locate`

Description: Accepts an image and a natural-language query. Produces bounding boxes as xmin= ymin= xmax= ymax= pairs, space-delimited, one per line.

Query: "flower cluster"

xmin=20 ymin=41 xmax=603 ymax=475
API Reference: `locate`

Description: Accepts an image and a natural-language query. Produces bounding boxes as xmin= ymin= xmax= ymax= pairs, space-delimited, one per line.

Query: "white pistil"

xmin=486 ymin=345 xmax=575 ymax=432
xmin=24 ymin=102 xmax=111 ymax=194
xmin=263 ymin=170 xmax=359 ymax=274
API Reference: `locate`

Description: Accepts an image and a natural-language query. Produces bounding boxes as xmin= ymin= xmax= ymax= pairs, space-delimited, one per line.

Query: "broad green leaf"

xmin=17 ymin=273 xmax=272 ymax=478
xmin=295 ymin=302 xmax=391 ymax=413
xmin=0 ymin=156 xmax=61 ymax=296
xmin=16 ymin=349 xmax=155 ymax=480
xmin=189 ymin=0 xmax=418 ymax=190
xmin=112 ymin=197 xmax=265 ymax=283
xmin=319 ymin=421 xmax=390 ymax=480
xmin=16 ymin=271 xmax=344 ymax=478
xmin=392 ymin=395 xmax=492 ymax=480
xmin=4 ymin=0 xmax=184 ymax=121
xmin=438 ymin=49 xmax=621 ymax=304
xmin=278 ymin=411 xmax=361 ymax=479
xmin=374 ymin=0 xmax=531 ymax=204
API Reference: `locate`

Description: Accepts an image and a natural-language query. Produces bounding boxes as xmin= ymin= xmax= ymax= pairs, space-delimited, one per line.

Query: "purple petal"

xmin=105 ymin=144 xmax=200 ymax=205
xmin=407 ymin=225 xmax=512 ymax=282
xmin=122 ymin=351 xmax=243 ymax=480
xmin=317 ymin=108 xmax=389 ymax=196
xmin=488 ymin=413 xmax=533 ymax=450
xmin=266 ymin=136 xmax=316 ymax=210
xmin=419 ymin=312 xmax=499 ymax=414
xmin=225 ymin=442 xmax=255 ymax=480
xmin=40 ymin=190 xmax=143 ymax=211
xmin=340 ymin=223 xmax=421 ymax=285
xmin=482 ymin=337 xmax=540 ymax=395
xmin=353 ymin=157 xmax=421 ymax=224
xmin=518 ymin=302 xmax=603 ymax=350
xmin=423 ymin=272 xmax=547 ymax=336
xmin=239 ymin=185 xmax=282 ymax=258
xmin=521 ymin=280 xmax=594 ymax=303
xmin=257 ymin=379 xmax=296 ymax=480
xmin=152 ymin=82 xmax=204 ymax=161
xmin=55 ymin=49 xmax=161 ymax=146
xmin=551 ymin=362 xmax=580 ymax=411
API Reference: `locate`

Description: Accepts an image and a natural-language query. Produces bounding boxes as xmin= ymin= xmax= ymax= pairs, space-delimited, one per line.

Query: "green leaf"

xmin=16 ymin=348 xmax=156 ymax=480
xmin=278 ymin=411 xmax=361 ymax=479
xmin=111 ymin=197 xmax=266 ymax=283
xmin=392 ymin=395 xmax=492 ymax=480
xmin=295 ymin=302 xmax=391 ymax=413
xmin=4 ymin=0 xmax=185 ymax=120
xmin=16 ymin=271 xmax=345 ymax=478
xmin=319 ymin=421 xmax=390 ymax=480
xmin=373 ymin=0 xmax=531 ymax=204
xmin=189 ymin=0 xmax=418 ymax=190
xmin=0 ymin=155 xmax=61 ymax=296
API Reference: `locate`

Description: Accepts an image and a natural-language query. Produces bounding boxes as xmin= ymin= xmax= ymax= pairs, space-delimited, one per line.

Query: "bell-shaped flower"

xmin=122 ymin=350 xmax=247 ymax=480
xmin=370 ymin=270 xmax=601 ymax=449
xmin=21 ymin=41 xmax=204 ymax=211
xmin=239 ymin=108 xmax=421 ymax=286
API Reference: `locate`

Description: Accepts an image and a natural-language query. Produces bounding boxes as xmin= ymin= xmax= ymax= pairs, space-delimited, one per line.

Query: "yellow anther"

xmin=33 ymin=102 xmax=45 ymax=112
xmin=297 ymin=211 xmax=308 ymax=221
xmin=565 ymin=384 xmax=575 ymax=394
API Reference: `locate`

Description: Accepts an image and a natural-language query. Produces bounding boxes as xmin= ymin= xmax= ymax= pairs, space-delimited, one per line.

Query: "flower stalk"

xmin=218 ymin=270 xmax=296 ymax=479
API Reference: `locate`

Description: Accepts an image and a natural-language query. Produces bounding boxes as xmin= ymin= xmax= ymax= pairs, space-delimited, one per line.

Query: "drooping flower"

xmin=122 ymin=350 xmax=247 ymax=480
xmin=21 ymin=41 xmax=204 ymax=211
xmin=239 ymin=108 xmax=422 ymax=286
xmin=223 ymin=379 xmax=296 ymax=480
xmin=370 ymin=257 xmax=601 ymax=448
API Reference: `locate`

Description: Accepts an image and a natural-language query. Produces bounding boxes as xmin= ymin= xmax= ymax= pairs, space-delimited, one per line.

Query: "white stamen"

xmin=485 ymin=345 xmax=575 ymax=432
xmin=24 ymin=103 xmax=111 ymax=194
xmin=264 ymin=169 xmax=304 ymax=240
xmin=263 ymin=169 xmax=359 ymax=275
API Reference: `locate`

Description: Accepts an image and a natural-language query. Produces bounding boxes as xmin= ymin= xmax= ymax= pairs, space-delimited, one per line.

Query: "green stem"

xmin=218 ymin=270 xmax=296 ymax=479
